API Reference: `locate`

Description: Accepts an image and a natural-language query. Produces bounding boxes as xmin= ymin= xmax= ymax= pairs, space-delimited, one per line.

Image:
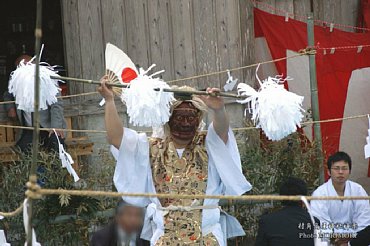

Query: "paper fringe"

xmin=23 ymin=199 xmax=41 ymax=246
xmin=301 ymin=197 xmax=329 ymax=246
xmin=8 ymin=60 xmax=62 ymax=112
xmin=121 ymin=65 xmax=174 ymax=127
xmin=364 ymin=114 xmax=370 ymax=159
xmin=53 ymin=129 xmax=79 ymax=182
xmin=237 ymin=74 xmax=304 ymax=141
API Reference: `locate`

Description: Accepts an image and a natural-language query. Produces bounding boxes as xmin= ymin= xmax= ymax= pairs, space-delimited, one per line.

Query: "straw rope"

xmin=0 ymin=113 xmax=368 ymax=134
xmin=2 ymin=188 xmax=369 ymax=219
xmin=33 ymin=188 xmax=369 ymax=201
xmin=0 ymin=203 xmax=24 ymax=218
xmin=166 ymin=52 xmax=308 ymax=84
xmin=0 ymin=91 xmax=99 ymax=105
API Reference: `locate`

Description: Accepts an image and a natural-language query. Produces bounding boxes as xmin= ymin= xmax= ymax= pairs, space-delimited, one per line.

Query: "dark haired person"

xmin=255 ymin=177 xmax=318 ymax=246
xmin=90 ymin=200 xmax=149 ymax=246
xmin=310 ymin=151 xmax=370 ymax=245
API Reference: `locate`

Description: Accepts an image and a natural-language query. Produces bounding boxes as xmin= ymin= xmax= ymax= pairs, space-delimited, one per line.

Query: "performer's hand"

xmin=199 ymin=87 xmax=225 ymax=111
xmin=98 ymin=75 xmax=114 ymax=102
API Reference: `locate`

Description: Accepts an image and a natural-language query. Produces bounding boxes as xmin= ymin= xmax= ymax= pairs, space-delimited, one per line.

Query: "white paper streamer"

xmin=53 ymin=129 xmax=79 ymax=182
xmin=223 ymin=70 xmax=238 ymax=92
xmin=237 ymin=67 xmax=304 ymax=141
xmin=0 ymin=230 xmax=10 ymax=246
xmin=99 ymin=98 xmax=106 ymax=106
xmin=365 ymin=115 xmax=370 ymax=159
xmin=0 ymin=215 xmax=11 ymax=246
xmin=23 ymin=199 xmax=41 ymax=246
xmin=121 ymin=65 xmax=174 ymax=127
xmin=301 ymin=197 xmax=329 ymax=246
xmin=8 ymin=60 xmax=62 ymax=113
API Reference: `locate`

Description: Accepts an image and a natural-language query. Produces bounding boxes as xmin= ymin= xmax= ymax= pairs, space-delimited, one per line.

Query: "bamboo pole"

xmin=27 ymin=0 xmax=42 ymax=245
xmin=51 ymin=75 xmax=247 ymax=99
xmin=307 ymin=13 xmax=324 ymax=184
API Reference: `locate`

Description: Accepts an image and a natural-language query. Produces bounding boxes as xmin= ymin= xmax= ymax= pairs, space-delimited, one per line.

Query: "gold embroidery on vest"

xmin=149 ymin=133 xmax=218 ymax=245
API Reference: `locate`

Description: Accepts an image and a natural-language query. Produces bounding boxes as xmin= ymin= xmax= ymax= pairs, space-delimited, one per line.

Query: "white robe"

xmin=310 ymin=179 xmax=370 ymax=235
xmin=113 ymin=123 xmax=252 ymax=246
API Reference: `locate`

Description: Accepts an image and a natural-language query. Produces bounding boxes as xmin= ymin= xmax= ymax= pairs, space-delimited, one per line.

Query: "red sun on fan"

xmin=121 ymin=67 xmax=138 ymax=83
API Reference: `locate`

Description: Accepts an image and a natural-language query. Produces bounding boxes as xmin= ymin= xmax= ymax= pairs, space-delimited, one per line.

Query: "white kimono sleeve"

xmin=206 ymin=123 xmax=252 ymax=195
xmin=202 ymin=124 xmax=251 ymax=242
xmin=113 ymin=127 xmax=152 ymax=206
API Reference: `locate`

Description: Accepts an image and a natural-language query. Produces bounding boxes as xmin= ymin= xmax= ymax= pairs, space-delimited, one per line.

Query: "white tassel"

xmin=8 ymin=60 xmax=62 ymax=112
xmin=23 ymin=199 xmax=41 ymax=246
xmin=53 ymin=129 xmax=79 ymax=182
xmin=121 ymin=65 xmax=174 ymax=127
xmin=237 ymin=71 xmax=304 ymax=141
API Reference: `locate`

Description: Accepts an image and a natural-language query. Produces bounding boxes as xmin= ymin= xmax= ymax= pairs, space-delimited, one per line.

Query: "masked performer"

xmin=98 ymin=78 xmax=252 ymax=246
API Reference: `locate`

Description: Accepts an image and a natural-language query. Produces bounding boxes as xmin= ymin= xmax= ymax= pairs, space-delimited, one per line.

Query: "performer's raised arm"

xmin=200 ymin=87 xmax=229 ymax=143
xmin=98 ymin=76 xmax=123 ymax=149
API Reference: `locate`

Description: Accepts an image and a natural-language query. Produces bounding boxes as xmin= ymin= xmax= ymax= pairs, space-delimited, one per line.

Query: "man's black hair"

xmin=115 ymin=199 xmax=144 ymax=216
xmin=279 ymin=177 xmax=307 ymax=206
xmin=327 ymin=151 xmax=352 ymax=170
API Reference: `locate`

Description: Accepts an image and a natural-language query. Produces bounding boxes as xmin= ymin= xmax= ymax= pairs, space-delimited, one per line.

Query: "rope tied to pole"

xmin=299 ymin=47 xmax=317 ymax=55
xmin=25 ymin=175 xmax=42 ymax=200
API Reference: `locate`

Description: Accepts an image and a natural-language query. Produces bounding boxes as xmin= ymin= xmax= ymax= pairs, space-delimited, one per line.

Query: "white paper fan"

xmin=105 ymin=43 xmax=138 ymax=89
xmin=99 ymin=43 xmax=139 ymax=106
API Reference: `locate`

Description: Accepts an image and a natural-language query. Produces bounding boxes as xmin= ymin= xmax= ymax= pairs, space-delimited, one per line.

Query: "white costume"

xmin=112 ymin=124 xmax=252 ymax=245
xmin=311 ymin=179 xmax=370 ymax=235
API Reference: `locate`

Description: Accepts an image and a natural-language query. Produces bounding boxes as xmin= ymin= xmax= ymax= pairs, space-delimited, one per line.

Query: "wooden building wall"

xmin=61 ymin=0 xmax=256 ymax=95
xmin=61 ymin=0 xmax=360 ymax=94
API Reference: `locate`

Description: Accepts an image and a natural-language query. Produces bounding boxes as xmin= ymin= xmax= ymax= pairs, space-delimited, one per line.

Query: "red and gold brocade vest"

xmin=149 ymin=133 xmax=218 ymax=246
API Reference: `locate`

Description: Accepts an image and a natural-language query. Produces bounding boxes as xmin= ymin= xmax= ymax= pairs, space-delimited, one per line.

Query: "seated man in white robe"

xmin=98 ymin=80 xmax=252 ymax=246
xmin=310 ymin=151 xmax=370 ymax=245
